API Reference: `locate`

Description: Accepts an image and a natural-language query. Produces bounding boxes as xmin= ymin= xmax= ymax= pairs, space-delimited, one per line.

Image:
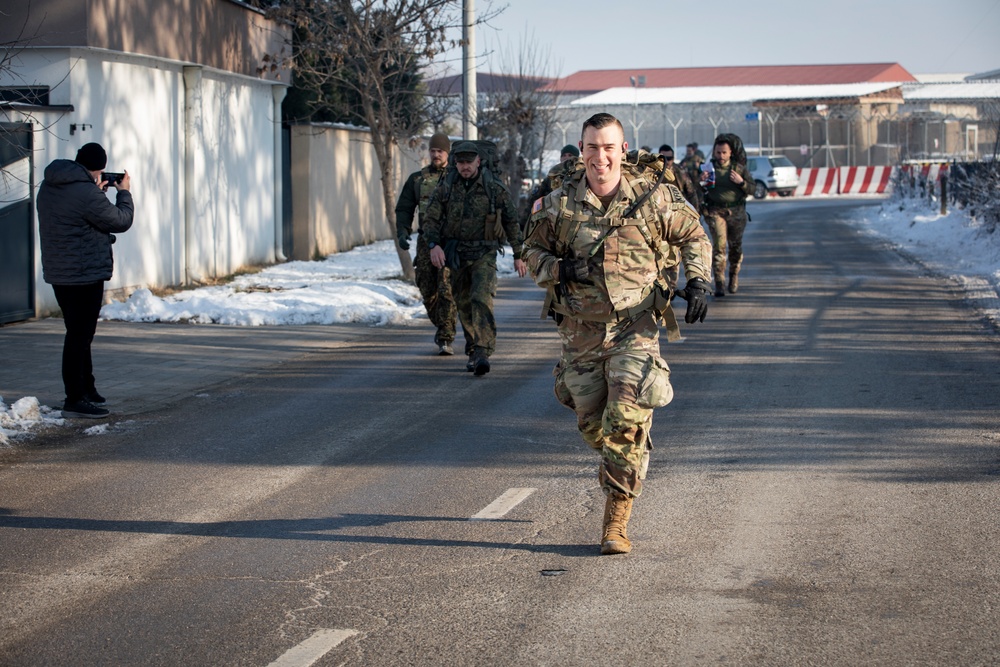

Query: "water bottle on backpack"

xmin=700 ymin=159 xmax=715 ymax=189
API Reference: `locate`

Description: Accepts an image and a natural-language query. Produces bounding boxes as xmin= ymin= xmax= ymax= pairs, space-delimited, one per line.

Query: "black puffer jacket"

xmin=37 ymin=159 xmax=134 ymax=285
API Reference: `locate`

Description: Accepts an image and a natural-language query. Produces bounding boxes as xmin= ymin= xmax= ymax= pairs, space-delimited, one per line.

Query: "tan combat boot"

xmin=600 ymin=492 xmax=634 ymax=555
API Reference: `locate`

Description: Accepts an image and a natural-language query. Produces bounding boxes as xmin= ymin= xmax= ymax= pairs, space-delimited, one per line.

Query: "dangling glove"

xmin=397 ymin=230 xmax=410 ymax=250
xmin=676 ymin=277 xmax=709 ymax=323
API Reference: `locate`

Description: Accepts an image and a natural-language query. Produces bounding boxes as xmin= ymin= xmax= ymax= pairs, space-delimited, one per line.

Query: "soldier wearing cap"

xmin=421 ymin=141 xmax=527 ymax=375
xmin=395 ymin=132 xmax=458 ymax=355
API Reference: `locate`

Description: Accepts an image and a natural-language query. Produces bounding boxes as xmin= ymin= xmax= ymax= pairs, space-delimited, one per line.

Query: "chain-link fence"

xmin=549 ymin=97 xmax=1000 ymax=169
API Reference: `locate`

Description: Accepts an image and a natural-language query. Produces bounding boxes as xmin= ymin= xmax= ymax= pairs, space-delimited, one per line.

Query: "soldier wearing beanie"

xmin=36 ymin=142 xmax=134 ymax=419
xmin=559 ymin=144 xmax=580 ymax=161
xmin=395 ymin=132 xmax=458 ymax=355
xmin=520 ymin=144 xmax=584 ymax=228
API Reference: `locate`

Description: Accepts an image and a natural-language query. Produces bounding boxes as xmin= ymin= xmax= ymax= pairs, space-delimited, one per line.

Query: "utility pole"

xmin=629 ymin=75 xmax=644 ymax=148
xmin=462 ymin=0 xmax=477 ymax=140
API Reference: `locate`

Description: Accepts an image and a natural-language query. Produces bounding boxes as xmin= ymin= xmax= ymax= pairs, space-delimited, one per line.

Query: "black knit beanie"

xmin=560 ymin=144 xmax=580 ymax=158
xmin=75 ymin=142 xmax=107 ymax=171
xmin=429 ymin=133 xmax=451 ymax=152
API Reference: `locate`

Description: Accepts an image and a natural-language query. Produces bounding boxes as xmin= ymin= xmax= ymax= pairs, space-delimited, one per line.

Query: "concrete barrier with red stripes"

xmin=899 ymin=163 xmax=949 ymax=182
xmin=793 ymin=166 xmax=897 ymax=196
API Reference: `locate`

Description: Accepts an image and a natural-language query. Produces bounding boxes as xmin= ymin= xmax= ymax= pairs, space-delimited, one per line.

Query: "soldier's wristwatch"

xmin=428 ymin=242 xmax=437 ymax=249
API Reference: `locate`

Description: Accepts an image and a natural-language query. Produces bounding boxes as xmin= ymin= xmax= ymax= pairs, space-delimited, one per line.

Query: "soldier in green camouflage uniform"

xmin=701 ymin=135 xmax=755 ymax=297
xmin=423 ymin=142 xmax=527 ymax=376
xmin=523 ymin=113 xmax=712 ymax=555
xmin=395 ymin=133 xmax=457 ymax=354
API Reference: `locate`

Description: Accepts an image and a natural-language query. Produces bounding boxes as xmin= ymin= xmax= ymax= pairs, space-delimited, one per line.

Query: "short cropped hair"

xmin=581 ymin=113 xmax=624 ymax=140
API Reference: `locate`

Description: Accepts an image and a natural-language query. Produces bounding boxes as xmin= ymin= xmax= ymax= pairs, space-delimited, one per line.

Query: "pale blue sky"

xmin=443 ymin=0 xmax=1000 ymax=78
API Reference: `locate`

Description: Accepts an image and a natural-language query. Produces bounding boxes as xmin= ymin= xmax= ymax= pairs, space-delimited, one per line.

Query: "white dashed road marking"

xmin=267 ymin=629 xmax=359 ymax=667
xmin=470 ymin=487 xmax=536 ymax=521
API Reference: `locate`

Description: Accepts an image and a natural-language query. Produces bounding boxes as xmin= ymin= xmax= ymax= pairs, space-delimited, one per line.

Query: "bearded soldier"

xmin=396 ymin=132 xmax=458 ymax=355
xmin=422 ymin=141 xmax=527 ymax=375
xmin=523 ymin=113 xmax=712 ymax=555
xmin=701 ymin=134 xmax=755 ymax=296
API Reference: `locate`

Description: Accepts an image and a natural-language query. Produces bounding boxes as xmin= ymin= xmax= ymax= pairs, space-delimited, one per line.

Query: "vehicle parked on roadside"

xmin=748 ymin=154 xmax=799 ymax=198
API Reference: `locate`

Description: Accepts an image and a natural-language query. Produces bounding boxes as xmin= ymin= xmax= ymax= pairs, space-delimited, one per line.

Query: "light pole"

xmin=817 ymin=104 xmax=830 ymax=168
xmin=629 ymin=75 xmax=644 ymax=148
xmin=462 ymin=0 xmax=477 ymax=140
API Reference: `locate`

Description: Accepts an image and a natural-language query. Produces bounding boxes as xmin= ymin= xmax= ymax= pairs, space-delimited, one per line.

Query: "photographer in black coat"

xmin=37 ymin=142 xmax=134 ymax=418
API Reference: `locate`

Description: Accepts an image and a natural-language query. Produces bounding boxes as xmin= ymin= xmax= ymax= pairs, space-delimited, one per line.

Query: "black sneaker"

xmin=466 ymin=357 xmax=475 ymax=372
xmin=85 ymin=390 xmax=106 ymax=405
xmin=62 ymin=399 xmax=110 ymax=419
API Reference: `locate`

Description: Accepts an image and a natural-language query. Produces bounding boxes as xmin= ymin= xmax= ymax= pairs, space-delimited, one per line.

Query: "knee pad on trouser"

xmin=599 ymin=458 xmax=641 ymax=498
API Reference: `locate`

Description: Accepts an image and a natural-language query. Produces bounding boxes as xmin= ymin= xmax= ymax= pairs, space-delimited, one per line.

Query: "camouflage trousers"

xmin=415 ymin=236 xmax=456 ymax=343
xmin=704 ymin=206 xmax=748 ymax=281
xmin=449 ymin=251 xmax=498 ymax=357
xmin=552 ymin=311 xmax=674 ymax=498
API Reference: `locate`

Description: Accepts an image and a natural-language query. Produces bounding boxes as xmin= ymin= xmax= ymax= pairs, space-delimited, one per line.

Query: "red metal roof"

xmin=545 ymin=63 xmax=917 ymax=94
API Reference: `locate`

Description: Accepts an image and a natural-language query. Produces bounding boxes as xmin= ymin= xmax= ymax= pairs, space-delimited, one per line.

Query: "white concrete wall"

xmin=2 ymin=47 xmax=282 ymax=315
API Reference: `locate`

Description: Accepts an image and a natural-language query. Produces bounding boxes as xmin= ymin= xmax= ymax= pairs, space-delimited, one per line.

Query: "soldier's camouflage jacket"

xmin=523 ymin=165 xmax=711 ymax=322
xmin=422 ymin=170 xmax=524 ymax=258
xmin=395 ymin=165 xmax=446 ymax=239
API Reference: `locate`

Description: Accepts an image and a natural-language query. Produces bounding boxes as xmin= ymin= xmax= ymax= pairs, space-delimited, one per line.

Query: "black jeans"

xmin=52 ymin=282 xmax=105 ymax=402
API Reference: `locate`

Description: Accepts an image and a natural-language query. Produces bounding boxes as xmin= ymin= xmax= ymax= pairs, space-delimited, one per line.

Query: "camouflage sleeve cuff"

xmin=512 ymin=248 xmax=523 ymax=260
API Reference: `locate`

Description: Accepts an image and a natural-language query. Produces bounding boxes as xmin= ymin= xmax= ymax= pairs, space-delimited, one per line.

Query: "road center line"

xmin=470 ymin=487 xmax=536 ymax=521
xmin=267 ymin=629 xmax=359 ymax=667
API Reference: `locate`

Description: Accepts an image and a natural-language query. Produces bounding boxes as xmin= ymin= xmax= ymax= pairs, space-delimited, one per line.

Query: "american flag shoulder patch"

xmin=531 ymin=197 xmax=544 ymax=214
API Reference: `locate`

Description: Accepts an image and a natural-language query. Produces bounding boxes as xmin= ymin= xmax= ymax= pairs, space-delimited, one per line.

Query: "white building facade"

xmin=0 ymin=0 xmax=289 ymax=319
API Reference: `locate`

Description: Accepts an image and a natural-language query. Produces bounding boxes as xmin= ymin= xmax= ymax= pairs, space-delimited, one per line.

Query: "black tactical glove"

xmin=397 ymin=230 xmax=410 ymax=250
xmin=559 ymin=257 xmax=592 ymax=285
xmin=555 ymin=257 xmax=593 ymax=298
xmin=676 ymin=277 xmax=710 ymax=324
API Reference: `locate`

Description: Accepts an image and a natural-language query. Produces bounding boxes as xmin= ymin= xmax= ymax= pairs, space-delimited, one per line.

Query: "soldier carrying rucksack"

xmin=701 ymin=133 xmax=755 ymax=297
xmin=522 ymin=113 xmax=712 ymax=556
xmin=421 ymin=140 xmax=527 ymax=376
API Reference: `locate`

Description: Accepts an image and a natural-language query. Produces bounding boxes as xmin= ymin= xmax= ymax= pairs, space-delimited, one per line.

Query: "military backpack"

xmin=432 ymin=139 xmax=508 ymax=243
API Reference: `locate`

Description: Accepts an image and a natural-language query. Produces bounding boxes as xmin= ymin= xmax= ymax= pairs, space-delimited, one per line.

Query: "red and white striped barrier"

xmin=794 ymin=166 xmax=896 ymax=196
xmin=796 ymin=167 xmax=839 ymax=196
xmin=838 ymin=166 xmax=894 ymax=195
xmin=899 ymin=163 xmax=948 ymax=182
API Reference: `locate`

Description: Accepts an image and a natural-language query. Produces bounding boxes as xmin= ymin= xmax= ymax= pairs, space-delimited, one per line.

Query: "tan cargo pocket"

xmin=553 ymin=362 xmax=576 ymax=410
xmin=636 ymin=355 xmax=673 ymax=409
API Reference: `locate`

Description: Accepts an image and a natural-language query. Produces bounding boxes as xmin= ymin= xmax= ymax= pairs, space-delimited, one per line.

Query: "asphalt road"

xmin=2 ymin=198 xmax=999 ymax=666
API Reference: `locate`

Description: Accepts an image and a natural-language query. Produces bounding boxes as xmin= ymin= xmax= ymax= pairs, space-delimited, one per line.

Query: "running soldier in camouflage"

xmin=423 ymin=141 xmax=527 ymax=375
xmin=395 ymin=133 xmax=458 ymax=354
xmin=701 ymin=134 xmax=755 ymax=297
xmin=523 ymin=113 xmax=712 ymax=555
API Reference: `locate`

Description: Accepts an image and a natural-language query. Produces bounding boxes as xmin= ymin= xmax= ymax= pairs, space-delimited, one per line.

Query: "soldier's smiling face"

xmin=581 ymin=124 xmax=626 ymax=195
